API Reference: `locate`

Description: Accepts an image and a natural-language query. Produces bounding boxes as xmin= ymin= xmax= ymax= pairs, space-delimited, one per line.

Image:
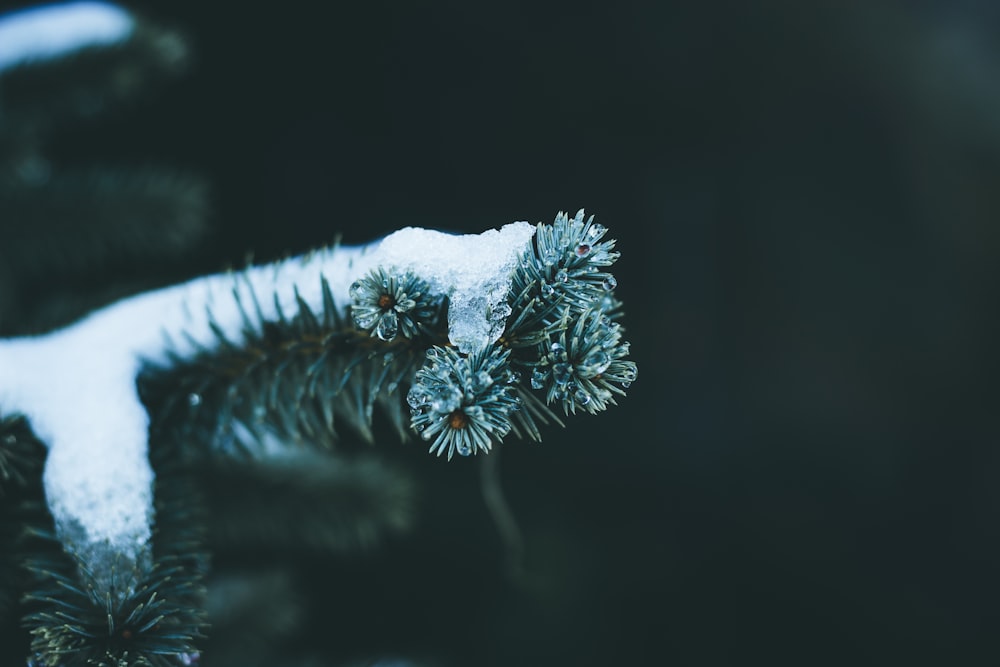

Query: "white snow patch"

xmin=0 ymin=1 xmax=134 ymax=73
xmin=370 ymin=222 xmax=536 ymax=352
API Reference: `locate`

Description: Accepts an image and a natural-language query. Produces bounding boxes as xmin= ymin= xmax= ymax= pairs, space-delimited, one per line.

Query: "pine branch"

xmin=0 ymin=166 xmax=210 ymax=335
xmin=0 ymin=3 xmax=207 ymax=337
xmin=16 ymin=422 xmax=208 ymax=667
xmin=0 ymin=5 xmax=189 ymax=147
xmin=2 ymin=210 xmax=638 ymax=666
xmin=0 ymin=167 xmax=209 ymax=275
xmin=138 ymin=273 xmax=448 ymax=460
xmin=0 ymin=414 xmax=47 ymax=661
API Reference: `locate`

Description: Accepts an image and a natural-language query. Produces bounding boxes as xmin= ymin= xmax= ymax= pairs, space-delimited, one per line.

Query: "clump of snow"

xmin=0 ymin=1 xmax=134 ymax=73
xmin=370 ymin=221 xmax=536 ymax=353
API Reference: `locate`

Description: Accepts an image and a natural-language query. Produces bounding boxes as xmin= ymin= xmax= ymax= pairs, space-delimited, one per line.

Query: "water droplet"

xmin=531 ymin=368 xmax=547 ymax=390
xmin=575 ymin=243 xmax=591 ymax=257
xmin=421 ymin=429 xmax=433 ymax=440
xmin=349 ymin=281 xmax=363 ymax=300
xmin=407 ymin=388 xmax=427 ymax=409
xmin=506 ymin=369 xmax=522 ymax=384
xmin=581 ymin=350 xmax=611 ymax=376
xmin=541 ymin=282 xmax=556 ymax=297
xmin=622 ymin=366 xmax=638 ymax=382
xmin=602 ymin=275 xmax=618 ymax=291
xmin=555 ymin=269 xmax=569 ymax=283
xmin=586 ymin=223 xmax=607 ymax=240
xmin=179 ymin=653 xmax=201 ymax=667
xmin=472 ymin=370 xmax=493 ymax=392
xmin=456 ymin=442 xmax=472 ymax=457
xmin=552 ymin=362 xmax=572 ymax=383
xmin=550 ymin=342 xmax=566 ymax=360
xmin=574 ymin=388 xmax=592 ymax=406
xmin=375 ymin=311 xmax=398 ymax=341
xmin=430 ymin=388 xmax=462 ymax=414
xmin=621 ymin=381 xmax=632 ymax=389
xmin=187 ymin=393 xmax=202 ymax=407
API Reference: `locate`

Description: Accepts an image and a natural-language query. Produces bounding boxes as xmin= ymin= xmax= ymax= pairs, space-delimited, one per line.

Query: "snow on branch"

xmin=0 ymin=211 xmax=637 ymax=622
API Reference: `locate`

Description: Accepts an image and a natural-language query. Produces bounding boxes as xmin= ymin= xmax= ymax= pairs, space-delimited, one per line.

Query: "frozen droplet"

xmin=471 ymin=370 xmax=493 ymax=393
xmin=506 ymin=369 xmax=521 ymax=384
xmin=187 ymin=393 xmax=201 ymax=407
xmin=575 ymin=243 xmax=591 ymax=257
xmin=586 ymin=223 xmax=607 ymax=240
xmin=407 ymin=388 xmax=428 ymax=409
xmin=541 ymin=282 xmax=556 ymax=297
xmin=349 ymin=281 xmax=363 ymax=300
xmin=375 ymin=311 xmax=398 ymax=341
xmin=581 ymin=350 xmax=611 ymax=376
xmin=621 ymin=366 xmax=638 ymax=382
xmin=550 ymin=341 xmax=566 ymax=360
xmin=555 ymin=269 xmax=569 ymax=283
xmin=531 ymin=368 xmax=547 ymax=390
xmin=430 ymin=388 xmax=462 ymax=414
xmin=456 ymin=442 xmax=472 ymax=457
xmin=602 ymin=275 xmax=617 ymax=291
xmin=552 ymin=362 xmax=572 ymax=383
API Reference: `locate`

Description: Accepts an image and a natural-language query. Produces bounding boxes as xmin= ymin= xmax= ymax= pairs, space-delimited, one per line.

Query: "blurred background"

xmin=1 ymin=0 xmax=997 ymax=665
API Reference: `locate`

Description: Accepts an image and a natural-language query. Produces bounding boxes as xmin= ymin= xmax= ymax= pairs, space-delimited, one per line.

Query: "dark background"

xmin=5 ymin=1 xmax=999 ymax=665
